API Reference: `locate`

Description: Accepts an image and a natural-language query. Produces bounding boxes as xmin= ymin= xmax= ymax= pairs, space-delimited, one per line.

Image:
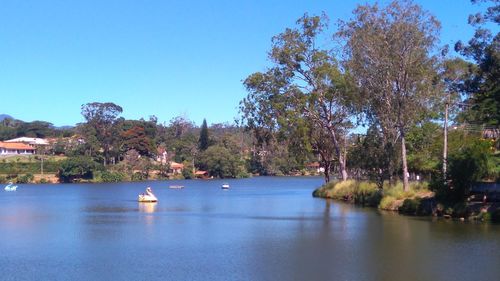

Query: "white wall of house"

xmin=0 ymin=148 xmax=35 ymax=155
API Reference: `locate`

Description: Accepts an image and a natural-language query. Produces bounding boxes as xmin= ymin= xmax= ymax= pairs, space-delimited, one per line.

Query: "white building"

xmin=0 ymin=142 xmax=36 ymax=155
xmin=4 ymin=137 xmax=49 ymax=146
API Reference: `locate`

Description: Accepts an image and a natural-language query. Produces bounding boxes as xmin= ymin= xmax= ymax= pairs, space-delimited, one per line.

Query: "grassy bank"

xmin=313 ymin=180 xmax=431 ymax=209
xmin=312 ymin=180 xmax=499 ymax=222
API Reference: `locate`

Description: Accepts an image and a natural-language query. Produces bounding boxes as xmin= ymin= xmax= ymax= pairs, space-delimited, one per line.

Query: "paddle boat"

xmin=138 ymin=187 xmax=158 ymax=202
xmin=169 ymin=185 xmax=184 ymax=189
xmin=4 ymin=182 xmax=18 ymax=191
xmin=221 ymin=183 xmax=230 ymax=190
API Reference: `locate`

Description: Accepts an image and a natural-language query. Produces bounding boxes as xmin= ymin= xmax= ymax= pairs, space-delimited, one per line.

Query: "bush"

xmin=0 ymin=176 xmax=7 ymax=184
xmin=0 ymin=162 xmax=60 ymax=174
xmin=430 ymin=139 xmax=496 ymax=204
xmin=38 ymin=178 xmax=49 ymax=184
xmin=400 ymin=198 xmax=422 ymax=215
xmin=17 ymin=173 xmax=34 ymax=183
xmin=312 ymin=180 xmax=381 ymax=206
xmin=379 ymin=196 xmax=398 ymax=210
xmin=182 ymin=168 xmax=193 ymax=179
xmin=100 ymin=171 xmax=125 ymax=183
xmin=131 ymin=172 xmax=146 ymax=181
xmin=58 ymin=156 xmax=103 ymax=183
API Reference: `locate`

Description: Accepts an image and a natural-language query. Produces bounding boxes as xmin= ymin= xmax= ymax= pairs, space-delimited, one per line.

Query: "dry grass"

xmin=313 ymin=180 xmax=433 ymax=211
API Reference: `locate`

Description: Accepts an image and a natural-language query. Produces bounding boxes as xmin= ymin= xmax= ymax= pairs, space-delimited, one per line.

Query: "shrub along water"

xmin=313 ymin=180 xmax=432 ymax=211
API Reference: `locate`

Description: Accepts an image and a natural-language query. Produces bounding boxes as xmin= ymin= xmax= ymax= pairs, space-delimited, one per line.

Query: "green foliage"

xmin=431 ymin=138 xmax=496 ymax=203
xmin=348 ymin=125 xmax=394 ymax=185
xmin=198 ymin=119 xmax=209 ymax=151
xmin=312 ymin=180 xmax=382 ymax=207
xmin=58 ymin=156 xmax=103 ymax=183
xmin=100 ymin=171 xmax=125 ymax=183
xmin=241 ymin=13 xmax=353 ymax=182
xmin=131 ymin=172 xmax=146 ymax=181
xmin=38 ymin=178 xmax=49 ymax=184
xmin=182 ymin=167 xmax=193 ymax=179
xmin=17 ymin=173 xmax=34 ymax=183
xmin=379 ymin=196 xmax=398 ymax=210
xmin=0 ymin=117 xmax=73 ymax=141
xmin=455 ymin=0 xmax=499 ymax=126
xmin=80 ymin=102 xmax=123 ymax=165
xmin=406 ymin=122 xmax=442 ymax=175
xmin=453 ymin=139 xmax=492 ymax=197
xmin=198 ymin=145 xmax=244 ymax=178
xmin=339 ymin=0 xmax=442 ymax=190
xmin=399 ymin=198 xmax=421 ymax=216
xmin=0 ymin=162 xmax=60 ymax=174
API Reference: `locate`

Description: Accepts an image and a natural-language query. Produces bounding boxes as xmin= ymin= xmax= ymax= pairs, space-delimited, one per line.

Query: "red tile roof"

xmin=0 ymin=142 xmax=36 ymax=150
xmin=170 ymin=162 xmax=184 ymax=169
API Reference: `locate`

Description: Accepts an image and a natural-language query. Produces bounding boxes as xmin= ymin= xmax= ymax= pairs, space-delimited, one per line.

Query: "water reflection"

xmin=138 ymin=202 xmax=157 ymax=214
xmin=1 ymin=178 xmax=499 ymax=281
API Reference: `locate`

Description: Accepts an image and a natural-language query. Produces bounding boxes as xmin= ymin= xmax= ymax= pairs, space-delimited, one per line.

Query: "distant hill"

xmin=0 ymin=114 xmax=13 ymax=121
xmin=53 ymin=125 xmax=74 ymax=130
xmin=0 ymin=114 xmax=74 ymax=129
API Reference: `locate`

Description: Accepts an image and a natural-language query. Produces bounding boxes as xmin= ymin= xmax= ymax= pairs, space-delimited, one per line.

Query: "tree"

xmin=198 ymin=119 xmax=209 ymax=151
xmin=241 ymin=14 xmax=354 ymax=182
xmin=58 ymin=156 xmax=102 ymax=183
xmin=198 ymin=145 xmax=243 ymax=178
xmin=81 ymin=102 xmax=123 ymax=165
xmin=339 ymin=0 xmax=441 ymax=191
xmin=455 ymin=0 xmax=499 ymax=126
xmin=17 ymin=121 xmax=53 ymax=138
xmin=348 ymin=126 xmax=391 ymax=187
xmin=120 ymin=125 xmax=154 ymax=156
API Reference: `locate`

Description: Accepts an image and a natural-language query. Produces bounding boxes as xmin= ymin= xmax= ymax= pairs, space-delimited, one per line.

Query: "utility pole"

xmin=443 ymin=97 xmax=449 ymax=177
xmin=39 ymin=146 xmax=45 ymax=176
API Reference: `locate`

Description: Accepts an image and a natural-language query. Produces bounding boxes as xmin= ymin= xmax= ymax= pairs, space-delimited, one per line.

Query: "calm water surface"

xmin=1 ymin=177 xmax=499 ymax=281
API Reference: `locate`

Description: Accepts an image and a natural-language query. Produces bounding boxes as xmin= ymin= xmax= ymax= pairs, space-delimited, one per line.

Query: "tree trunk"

xmin=338 ymin=153 xmax=348 ymax=181
xmin=443 ymin=100 xmax=448 ymax=177
xmin=323 ymin=164 xmax=331 ymax=183
xmin=326 ymin=126 xmax=348 ymax=181
xmin=401 ymin=133 xmax=410 ymax=192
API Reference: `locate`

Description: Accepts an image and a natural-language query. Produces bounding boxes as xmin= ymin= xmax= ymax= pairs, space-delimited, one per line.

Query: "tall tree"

xmin=199 ymin=119 xmax=209 ymax=151
xmin=455 ymin=0 xmax=499 ymax=126
xmin=81 ymin=102 xmax=123 ymax=165
xmin=241 ymin=14 xmax=354 ymax=182
xmin=120 ymin=125 xmax=153 ymax=156
xmin=339 ymin=0 xmax=441 ymax=191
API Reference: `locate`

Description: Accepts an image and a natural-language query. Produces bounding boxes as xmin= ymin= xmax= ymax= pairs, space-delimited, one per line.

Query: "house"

xmin=0 ymin=141 xmax=36 ymax=155
xmin=169 ymin=162 xmax=184 ymax=174
xmin=4 ymin=137 xmax=49 ymax=147
xmin=306 ymin=162 xmax=325 ymax=173
xmin=156 ymin=147 xmax=169 ymax=164
xmin=194 ymin=170 xmax=209 ymax=179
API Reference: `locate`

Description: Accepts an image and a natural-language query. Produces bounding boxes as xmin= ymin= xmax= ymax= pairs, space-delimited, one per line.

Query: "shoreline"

xmin=312 ymin=180 xmax=500 ymax=223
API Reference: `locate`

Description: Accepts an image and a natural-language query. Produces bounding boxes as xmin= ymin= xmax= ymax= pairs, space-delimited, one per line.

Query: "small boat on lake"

xmin=169 ymin=185 xmax=184 ymax=189
xmin=221 ymin=183 xmax=230 ymax=190
xmin=138 ymin=187 xmax=158 ymax=202
xmin=4 ymin=182 xmax=18 ymax=191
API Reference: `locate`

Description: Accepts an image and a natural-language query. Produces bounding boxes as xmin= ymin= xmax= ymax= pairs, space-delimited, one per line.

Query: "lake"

xmin=1 ymin=177 xmax=499 ymax=281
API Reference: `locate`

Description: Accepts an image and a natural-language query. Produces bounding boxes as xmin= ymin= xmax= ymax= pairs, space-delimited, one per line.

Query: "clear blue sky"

xmin=0 ymin=0 xmax=489 ymax=126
